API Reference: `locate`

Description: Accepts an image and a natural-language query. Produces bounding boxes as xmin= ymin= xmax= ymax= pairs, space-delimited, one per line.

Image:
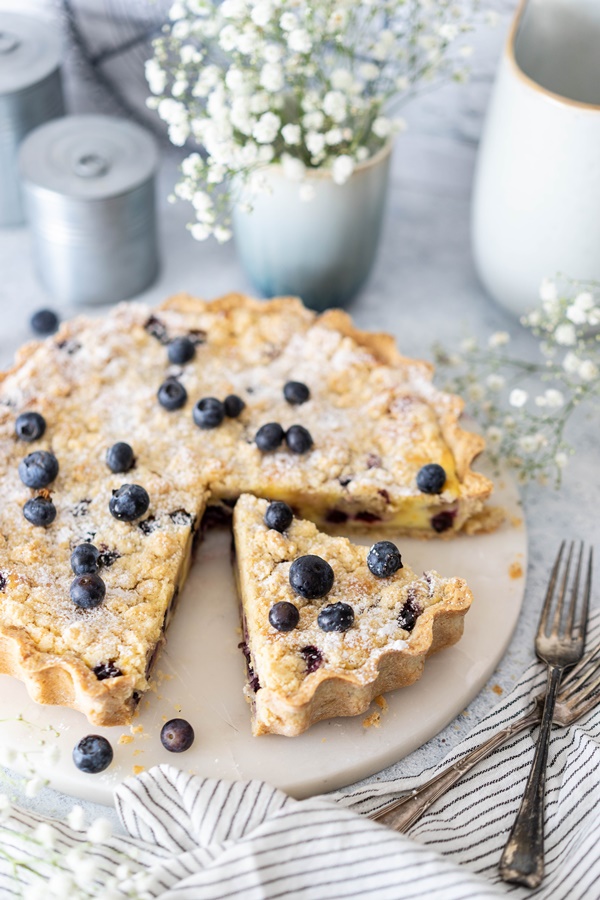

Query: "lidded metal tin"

xmin=0 ymin=12 xmax=64 ymax=226
xmin=19 ymin=114 xmax=159 ymax=305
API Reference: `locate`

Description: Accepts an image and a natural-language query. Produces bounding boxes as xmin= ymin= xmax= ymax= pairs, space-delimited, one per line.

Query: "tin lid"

xmin=0 ymin=12 xmax=62 ymax=96
xmin=19 ymin=115 xmax=159 ymax=200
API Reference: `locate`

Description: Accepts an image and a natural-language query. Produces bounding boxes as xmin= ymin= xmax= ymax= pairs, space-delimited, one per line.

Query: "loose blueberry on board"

xmin=416 ymin=463 xmax=446 ymax=494
xmin=160 ymin=718 xmax=195 ymax=753
xmin=283 ymin=381 xmax=310 ymax=405
xmin=70 ymin=574 xmax=106 ymax=609
xmin=93 ymin=661 xmax=122 ymax=680
xmin=23 ymin=496 xmax=56 ymax=527
xmin=285 ymin=425 xmax=313 ymax=454
xmin=167 ymin=336 xmax=196 ymax=365
xmin=289 ymin=555 xmax=334 ymax=600
xmin=72 ymin=735 xmax=113 ymax=773
xmin=255 ymin=422 xmax=284 ymax=452
xmin=367 ymin=541 xmax=403 ymax=578
xmin=15 ymin=411 xmax=46 ymax=442
xmin=223 ymin=394 xmax=245 ymax=418
xmin=71 ymin=543 xmax=100 ymax=575
xmin=269 ymin=601 xmax=300 ymax=632
xmin=158 ymin=378 xmax=188 ymax=411
xmin=264 ymin=500 xmax=293 ymax=532
xmin=109 ymin=484 xmax=150 ymax=522
xmin=318 ymin=602 xmax=355 ymax=633
xmin=30 ymin=308 xmax=59 ymax=336
xmin=193 ymin=397 xmax=225 ymax=429
xmin=18 ymin=450 xmax=59 ymax=489
xmin=106 ymin=442 xmax=134 ymax=474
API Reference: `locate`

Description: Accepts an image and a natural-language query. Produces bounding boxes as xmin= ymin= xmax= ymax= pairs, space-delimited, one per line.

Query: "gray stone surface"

xmin=0 ymin=0 xmax=598 ymax=838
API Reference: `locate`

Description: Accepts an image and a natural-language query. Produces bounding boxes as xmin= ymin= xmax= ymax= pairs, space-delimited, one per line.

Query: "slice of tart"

xmin=233 ymin=494 xmax=473 ymax=736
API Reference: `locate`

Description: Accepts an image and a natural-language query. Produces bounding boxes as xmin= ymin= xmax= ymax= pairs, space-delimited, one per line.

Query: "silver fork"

xmin=498 ymin=541 xmax=592 ymax=887
xmin=370 ymin=544 xmax=593 ymax=850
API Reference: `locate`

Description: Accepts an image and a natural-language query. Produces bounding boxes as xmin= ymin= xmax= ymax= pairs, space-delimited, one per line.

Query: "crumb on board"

xmin=492 ymin=684 xmax=503 ymax=696
xmin=509 ymin=561 xmax=523 ymax=579
xmin=118 ymin=734 xmax=134 ymax=745
xmin=133 ymin=748 xmax=144 ymax=757
xmin=174 ymin=704 xmax=182 ymax=713
xmin=510 ymin=516 xmax=523 ymax=529
xmin=133 ymin=765 xmax=144 ymax=775
xmin=374 ymin=695 xmax=389 ymax=713
xmin=363 ymin=710 xmax=381 ymax=729
xmin=130 ymin=725 xmax=144 ymax=735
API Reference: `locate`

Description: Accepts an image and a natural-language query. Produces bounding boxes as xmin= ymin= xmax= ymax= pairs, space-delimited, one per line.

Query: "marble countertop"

xmin=0 ymin=0 xmax=598 ymax=836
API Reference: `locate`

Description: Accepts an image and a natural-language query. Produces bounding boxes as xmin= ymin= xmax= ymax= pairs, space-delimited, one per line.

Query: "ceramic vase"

xmin=232 ymin=142 xmax=392 ymax=312
xmin=472 ymin=0 xmax=600 ymax=318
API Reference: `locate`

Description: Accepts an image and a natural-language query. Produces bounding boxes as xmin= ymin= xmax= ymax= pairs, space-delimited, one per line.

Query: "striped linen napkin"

xmin=2 ymin=614 xmax=600 ymax=899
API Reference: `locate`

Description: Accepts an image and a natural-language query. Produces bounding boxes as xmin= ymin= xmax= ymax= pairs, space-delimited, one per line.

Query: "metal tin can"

xmin=19 ymin=114 xmax=159 ymax=305
xmin=0 ymin=11 xmax=64 ymax=227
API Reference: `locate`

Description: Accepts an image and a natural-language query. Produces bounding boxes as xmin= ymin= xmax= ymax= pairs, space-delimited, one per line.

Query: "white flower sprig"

xmin=147 ymin=0 xmax=480 ymax=241
xmin=434 ymin=278 xmax=600 ymax=486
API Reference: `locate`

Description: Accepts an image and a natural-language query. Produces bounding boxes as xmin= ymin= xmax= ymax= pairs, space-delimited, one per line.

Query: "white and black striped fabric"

xmin=2 ymin=614 xmax=600 ymax=899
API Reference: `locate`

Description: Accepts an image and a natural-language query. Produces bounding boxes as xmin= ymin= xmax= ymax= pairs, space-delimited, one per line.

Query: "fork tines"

xmin=539 ymin=541 xmax=592 ymax=642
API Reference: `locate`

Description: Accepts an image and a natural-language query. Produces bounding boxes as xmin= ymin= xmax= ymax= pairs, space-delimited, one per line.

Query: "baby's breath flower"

xmin=25 ymin=775 xmax=45 ymax=798
xmin=509 ymin=388 xmax=528 ymax=408
xmin=488 ymin=331 xmax=509 ymax=348
xmin=555 ymin=323 xmax=577 ymax=346
xmin=87 ymin=816 xmax=112 ymax=844
xmin=486 ymin=374 xmax=505 ymax=391
xmin=579 ymin=360 xmax=598 ymax=381
xmin=331 ymin=155 xmax=355 ymax=185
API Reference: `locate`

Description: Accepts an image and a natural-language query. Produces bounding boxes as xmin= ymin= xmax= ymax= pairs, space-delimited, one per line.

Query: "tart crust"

xmin=233 ymin=494 xmax=473 ymax=736
xmin=0 ymin=293 xmax=490 ymax=726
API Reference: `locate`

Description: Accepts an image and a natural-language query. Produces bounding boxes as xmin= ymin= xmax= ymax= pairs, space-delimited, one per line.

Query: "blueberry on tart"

xmin=233 ymin=494 xmax=473 ymax=737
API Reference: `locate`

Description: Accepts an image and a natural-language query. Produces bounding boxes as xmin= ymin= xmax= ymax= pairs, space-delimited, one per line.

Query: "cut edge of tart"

xmin=233 ymin=494 xmax=473 ymax=737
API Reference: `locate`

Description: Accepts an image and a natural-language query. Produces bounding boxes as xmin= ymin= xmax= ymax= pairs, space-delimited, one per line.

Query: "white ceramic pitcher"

xmin=472 ymin=0 xmax=600 ymax=317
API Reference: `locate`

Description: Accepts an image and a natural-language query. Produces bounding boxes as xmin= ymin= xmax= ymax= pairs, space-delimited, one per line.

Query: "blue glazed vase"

xmin=232 ymin=142 xmax=392 ymax=311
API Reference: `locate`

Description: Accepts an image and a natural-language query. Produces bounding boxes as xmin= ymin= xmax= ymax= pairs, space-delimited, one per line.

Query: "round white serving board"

xmin=0 ymin=471 xmax=526 ymax=806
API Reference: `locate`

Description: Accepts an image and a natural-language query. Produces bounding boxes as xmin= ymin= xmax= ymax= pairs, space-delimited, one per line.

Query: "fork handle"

xmin=371 ymin=709 xmax=540 ymax=833
xmin=499 ymin=665 xmax=563 ymax=888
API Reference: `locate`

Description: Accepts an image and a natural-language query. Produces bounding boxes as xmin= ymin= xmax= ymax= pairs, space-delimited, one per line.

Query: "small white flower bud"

xmin=509 ymin=389 xmax=528 ymax=408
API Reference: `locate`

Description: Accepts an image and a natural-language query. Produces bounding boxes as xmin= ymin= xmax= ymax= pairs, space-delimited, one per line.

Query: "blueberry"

xmin=18 ymin=450 xmax=59 ymax=488
xmin=223 ymin=394 xmax=245 ymax=418
xmin=30 ymin=308 xmax=59 ymax=336
xmin=300 ymin=645 xmax=323 ymax=674
xmin=15 ymin=412 xmax=46 ymax=442
xmin=367 ymin=541 xmax=403 ymax=578
xmin=269 ymin=601 xmax=300 ymax=632
xmin=72 ymin=735 xmax=113 ymax=773
xmin=289 ymin=555 xmax=334 ymax=600
xmin=398 ymin=594 xmax=421 ymax=632
xmin=431 ymin=511 xmax=455 ymax=533
xmin=106 ymin=442 xmax=134 ymax=473
xmin=193 ymin=397 xmax=225 ymax=429
xmin=416 ymin=463 xmax=446 ymax=494
xmin=71 ymin=543 xmax=100 ymax=575
xmin=286 ymin=425 xmax=313 ymax=454
xmin=23 ymin=496 xmax=56 ymax=527
xmin=70 ymin=573 xmax=106 ymax=609
xmin=93 ymin=661 xmax=122 ymax=680
xmin=283 ymin=381 xmax=310 ymax=405
xmin=255 ymin=422 xmax=284 ymax=452
xmin=158 ymin=378 xmax=187 ymax=411
xmin=109 ymin=484 xmax=150 ymax=522
xmin=318 ymin=602 xmax=354 ymax=633
xmin=167 ymin=336 xmax=196 ymax=365
xmin=160 ymin=718 xmax=195 ymax=753
xmin=264 ymin=500 xmax=293 ymax=533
